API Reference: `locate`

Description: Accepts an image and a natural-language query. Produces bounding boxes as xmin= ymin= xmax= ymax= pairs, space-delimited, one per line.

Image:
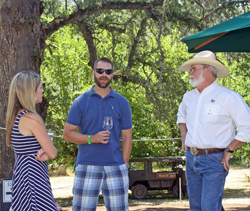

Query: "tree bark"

xmin=0 ymin=0 xmax=42 ymax=178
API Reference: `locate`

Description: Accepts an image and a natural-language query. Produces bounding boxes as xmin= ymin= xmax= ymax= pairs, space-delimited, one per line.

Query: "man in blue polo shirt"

xmin=63 ymin=57 xmax=132 ymax=211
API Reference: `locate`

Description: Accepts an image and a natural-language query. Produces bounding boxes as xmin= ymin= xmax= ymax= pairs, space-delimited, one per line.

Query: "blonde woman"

xmin=6 ymin=70 xmax=58 ymax=211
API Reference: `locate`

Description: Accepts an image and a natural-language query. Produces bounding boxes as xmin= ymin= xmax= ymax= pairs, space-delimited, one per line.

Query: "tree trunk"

xmin=0 ymin=0 xmax=42 ymax=178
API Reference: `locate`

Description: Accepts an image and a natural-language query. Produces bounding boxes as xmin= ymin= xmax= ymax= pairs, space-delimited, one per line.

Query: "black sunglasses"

xmin=95 ymin=68 xmax=114 ymax=75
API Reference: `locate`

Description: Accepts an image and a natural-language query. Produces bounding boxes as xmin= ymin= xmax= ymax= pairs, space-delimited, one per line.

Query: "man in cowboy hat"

xmin=176 ymin=50 xmax=250 ymax=211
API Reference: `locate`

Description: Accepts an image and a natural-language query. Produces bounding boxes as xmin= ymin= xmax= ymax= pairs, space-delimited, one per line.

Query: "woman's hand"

xmin=35 ymin=148 xmax=49 ymax=161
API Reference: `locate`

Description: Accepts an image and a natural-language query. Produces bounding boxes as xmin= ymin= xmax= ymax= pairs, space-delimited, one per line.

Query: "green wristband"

xmin=87 ymin=135 xmax=92 ymax=144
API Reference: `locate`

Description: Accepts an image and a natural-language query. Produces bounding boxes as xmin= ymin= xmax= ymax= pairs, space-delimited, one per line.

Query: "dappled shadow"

xmin=64 ymin=204 xmax=250 ymax=211
xmin=130 ymin=208 xmax=188 ymax=211
xmin=128 ymin=204 xmax=250 ymax=211
xmin=129 ymin=205 xmax=188 ymax=211
xmin=59 ymin=188 xmax=250 ymax=211
xmin=224 ymin=207 xmax=250 ymax=211
xmin=223 ymin=188 xmax=250 ymax=199
xmin=55 ymin=197 xmax=73 ymax=207
xmin=129 ymin=189 xmax=177 ymax=200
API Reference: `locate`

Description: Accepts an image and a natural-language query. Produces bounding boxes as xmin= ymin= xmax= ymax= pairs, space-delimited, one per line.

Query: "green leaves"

xmin=40 ymin=1 xmax=250 ymax=166
xmin=41 ymin=24 xmax=93 ymax=166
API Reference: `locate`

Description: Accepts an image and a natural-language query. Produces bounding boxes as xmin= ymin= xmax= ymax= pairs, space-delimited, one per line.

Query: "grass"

xmin=50 ymin=164 xmax=250 ymax=207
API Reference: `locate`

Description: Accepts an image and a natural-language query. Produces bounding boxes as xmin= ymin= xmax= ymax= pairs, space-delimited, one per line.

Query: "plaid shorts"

xmin=72 ymin=164 xmax=129 ymax=211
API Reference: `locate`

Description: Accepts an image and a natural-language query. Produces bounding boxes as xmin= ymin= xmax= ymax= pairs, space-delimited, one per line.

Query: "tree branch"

xmin=76 ymin=20 xmax=97 ymax=68
xmin=126 ymin=17 xmax=148 ymax=76
xmin=43 ymin=0 xmax=164 ymax=37
xmin=203 ymin=0 xmax=250 ymax=20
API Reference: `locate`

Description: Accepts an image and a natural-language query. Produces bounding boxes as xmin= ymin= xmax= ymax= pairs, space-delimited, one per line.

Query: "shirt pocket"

xmin=203 ymin=104 xmax=220 ymax=122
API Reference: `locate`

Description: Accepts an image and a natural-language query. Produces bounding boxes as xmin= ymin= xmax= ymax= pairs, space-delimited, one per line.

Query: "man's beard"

xmin=94 ymin=74 xmax=112 ymax=88
xmin=189 ymin=70 xmax=205 ymax=87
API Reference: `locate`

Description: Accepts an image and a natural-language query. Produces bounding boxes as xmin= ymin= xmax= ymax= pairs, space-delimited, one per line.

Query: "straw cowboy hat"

xmin=179 ymin=50 xmax=229 ymax=78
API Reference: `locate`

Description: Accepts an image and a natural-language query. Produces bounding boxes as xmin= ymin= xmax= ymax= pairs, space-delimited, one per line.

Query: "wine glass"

xmin=103 ymin=116 xmax=113 ymax=142
xmin=47 ymin=129 xmax=54 ymax=141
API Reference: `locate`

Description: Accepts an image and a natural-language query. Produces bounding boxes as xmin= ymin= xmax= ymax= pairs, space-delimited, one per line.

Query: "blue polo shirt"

xmin=66 ymin=85 xmax=132 ymax=166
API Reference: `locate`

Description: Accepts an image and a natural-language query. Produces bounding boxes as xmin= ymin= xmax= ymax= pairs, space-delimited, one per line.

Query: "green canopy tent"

xmin=182 ymin=11 xmax=250 ymax=53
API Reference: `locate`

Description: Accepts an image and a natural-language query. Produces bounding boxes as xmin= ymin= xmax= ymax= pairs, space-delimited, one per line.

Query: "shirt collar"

xmin=194 ymin=80 xmax=218 ymax=94
xmin=90 ymin=85 xmax=115 ymax=98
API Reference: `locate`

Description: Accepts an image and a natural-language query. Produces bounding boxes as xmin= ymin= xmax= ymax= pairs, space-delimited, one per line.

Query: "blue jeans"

xmin=186 ymin=149 xmax=228 ymax=211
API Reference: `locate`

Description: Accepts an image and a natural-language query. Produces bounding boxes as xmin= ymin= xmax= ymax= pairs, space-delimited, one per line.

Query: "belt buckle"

xmin=190 ymin=147 xmax=198 ymax=155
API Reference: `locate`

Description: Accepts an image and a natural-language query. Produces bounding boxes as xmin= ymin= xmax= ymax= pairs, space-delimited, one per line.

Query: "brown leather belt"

xmin=188 ymin=147 xmax=225 ymax=156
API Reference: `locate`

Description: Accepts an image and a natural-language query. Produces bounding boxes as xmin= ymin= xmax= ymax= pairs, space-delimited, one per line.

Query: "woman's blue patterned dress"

xmin=11 ymin=110 xmax=57 ymax=210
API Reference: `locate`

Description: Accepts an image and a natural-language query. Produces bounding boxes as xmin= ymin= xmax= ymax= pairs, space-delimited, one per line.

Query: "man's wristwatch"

xmin=225 ymin=147 xmax=234 ymax=153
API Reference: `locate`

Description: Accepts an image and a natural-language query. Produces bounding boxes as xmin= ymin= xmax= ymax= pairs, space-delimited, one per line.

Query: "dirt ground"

xmin=62 ymin=202 xmax=250 ymax=211
xmin=50 ymin=165 xmax=250 ymax=211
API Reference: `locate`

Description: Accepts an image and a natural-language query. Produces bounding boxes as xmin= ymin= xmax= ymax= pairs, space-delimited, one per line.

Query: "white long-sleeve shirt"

xmin=177 ymin=81 xmax=250 ymax=149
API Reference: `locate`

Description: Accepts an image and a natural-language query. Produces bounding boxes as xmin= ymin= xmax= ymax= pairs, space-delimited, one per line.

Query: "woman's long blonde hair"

xmin=6 ymin=70 xmax=41 ymax=146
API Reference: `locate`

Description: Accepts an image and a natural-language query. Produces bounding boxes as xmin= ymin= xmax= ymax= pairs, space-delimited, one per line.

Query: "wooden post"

xmin=179 ymin=177 xmax=182 ymax=202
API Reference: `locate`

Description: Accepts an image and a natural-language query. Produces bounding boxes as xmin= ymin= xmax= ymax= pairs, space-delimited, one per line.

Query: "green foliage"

xmin=41 ymin=0 xmax=76 ymax=24
xmin=41 ymin=24 xmax=93 ymax=166
xmin=103 ymin=25 xmax=189 ymax=158
xmin=41 ymin=0 xmax=64 ymax=21
xmin=40 ymin=1 xmax=250 ymax=167
xmin=41 ymin=23 xmax=189 ymax=165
